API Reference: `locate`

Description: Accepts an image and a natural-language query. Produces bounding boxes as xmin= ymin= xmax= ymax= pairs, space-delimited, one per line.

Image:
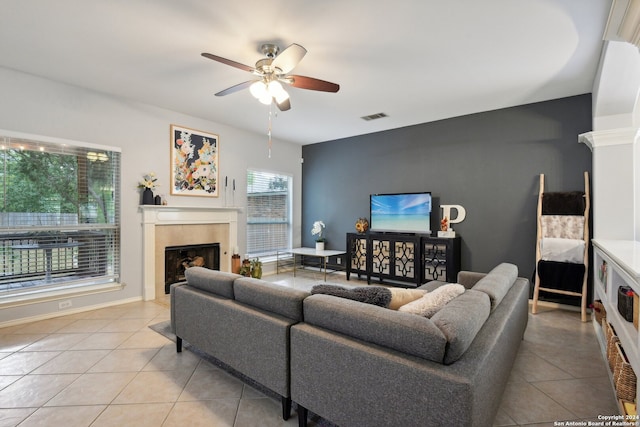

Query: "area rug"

xmin=148 ymin=320 xmax=335 ymax=427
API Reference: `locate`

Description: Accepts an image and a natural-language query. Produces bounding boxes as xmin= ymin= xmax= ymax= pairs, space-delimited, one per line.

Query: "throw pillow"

xmin=398 ymin=284 xmax=465 ymax=317
xmin=311 ymin=284 xmax=392 ymax=307
xmin=388 ymin=288 xmax=429 ymax=310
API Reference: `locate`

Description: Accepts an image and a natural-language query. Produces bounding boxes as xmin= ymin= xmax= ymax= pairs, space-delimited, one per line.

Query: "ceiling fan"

xmin=201 ymin=43 xmax=340 ymax=111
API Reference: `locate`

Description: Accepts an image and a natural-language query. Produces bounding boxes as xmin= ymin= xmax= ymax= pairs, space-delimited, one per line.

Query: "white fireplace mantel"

xmin=140 ymin=205 xmax=242 ymax=300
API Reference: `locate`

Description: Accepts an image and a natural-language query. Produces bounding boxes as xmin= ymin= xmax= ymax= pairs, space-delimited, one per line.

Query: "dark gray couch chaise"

xmin=291 ymin=263 xmax=529 ymax=427
xmin=170 ymin=267 xmax=309 ymax=420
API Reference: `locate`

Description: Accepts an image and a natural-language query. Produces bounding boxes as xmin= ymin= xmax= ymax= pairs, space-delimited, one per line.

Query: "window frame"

xmin=0 ymin=129 xmax=122 ymax=307
xmin=246 ymin=168 xmax=293 ymax=259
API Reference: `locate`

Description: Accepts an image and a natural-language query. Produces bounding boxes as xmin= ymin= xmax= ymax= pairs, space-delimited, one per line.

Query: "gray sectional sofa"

xmin=170 ymin=263 xmax=529 ymax=427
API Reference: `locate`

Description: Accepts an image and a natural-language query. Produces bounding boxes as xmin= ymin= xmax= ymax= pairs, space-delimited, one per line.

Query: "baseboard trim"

xmin=0 ymin=296 xmax=143 ymax=328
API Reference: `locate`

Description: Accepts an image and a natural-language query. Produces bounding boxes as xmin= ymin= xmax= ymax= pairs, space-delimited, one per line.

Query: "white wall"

xmin=0 ymin=67 xmax=302 ymax=324
xmin=589 ymin=39 xmax=640 ymax=241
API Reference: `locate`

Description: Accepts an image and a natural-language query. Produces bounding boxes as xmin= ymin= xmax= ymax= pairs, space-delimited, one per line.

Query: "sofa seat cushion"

xmin=431 ymin=289 xmax=491 ymax=364
xmin=388 ymin=288 xmax=428 ymax=310
xmin=185 ymin=267 xmax=240 ymax=299
xmin=471 ymin=263 xmax=518 ymax=310
xmin=303 ymin=294 xmax=447 ymax=363
xmin=234 ymin=277 xmax=309 ymax=322
xmin=398 ymin=284 xmax=465 ymax=317
xmin=311 ymin=284 xmax=392 ymax=307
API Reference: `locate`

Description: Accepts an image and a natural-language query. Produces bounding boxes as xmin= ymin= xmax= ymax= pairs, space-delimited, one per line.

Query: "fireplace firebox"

xmin=164 ymin=243 xmax=220 ymax=293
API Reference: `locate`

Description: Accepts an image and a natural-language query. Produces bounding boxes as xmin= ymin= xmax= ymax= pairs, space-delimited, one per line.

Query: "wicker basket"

xmin=605 ymin=322 xmax=620 ymax=372
xmin=614 ymin=342 xmax=637 ymax=402
xmin=592 ymin=300 xmax=606 ymax=324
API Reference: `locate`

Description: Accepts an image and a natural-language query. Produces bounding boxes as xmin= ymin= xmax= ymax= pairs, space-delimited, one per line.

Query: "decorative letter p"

xmin=441 ymin=205 xmax=466 ymax=225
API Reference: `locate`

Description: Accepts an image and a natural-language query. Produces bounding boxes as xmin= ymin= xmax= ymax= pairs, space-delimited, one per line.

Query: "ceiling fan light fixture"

xmin=250 ymin=80 xmax=290 ymax=105
xmin=268 ymin=80 xmax=284 ymax=96
xmin=269 ymin=81 xmax=290 ymax=103
xmin=274 ymin=90 xmax=290 ymax=104
xmin=249 ymin=81 xmax=268 ymax=99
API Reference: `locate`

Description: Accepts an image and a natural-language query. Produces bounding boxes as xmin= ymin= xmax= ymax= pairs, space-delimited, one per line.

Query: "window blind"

xmin=246 ymin=169 xmax=291 ymax=258
xmin=0 ymin=135 xmax=121 ymax=294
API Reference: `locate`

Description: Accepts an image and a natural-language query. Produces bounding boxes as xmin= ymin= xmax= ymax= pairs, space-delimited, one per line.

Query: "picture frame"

xmin=170 ymin=124 xmax=219 ymax=197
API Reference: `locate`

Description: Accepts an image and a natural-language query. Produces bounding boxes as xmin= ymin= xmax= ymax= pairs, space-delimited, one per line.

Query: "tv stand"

xmin=346 ymin=232 xmax=460 ymax=287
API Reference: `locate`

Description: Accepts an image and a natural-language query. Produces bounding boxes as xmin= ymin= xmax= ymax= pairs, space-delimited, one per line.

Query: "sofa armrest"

xmin=169 ymin=281 xmax=188 ymax=333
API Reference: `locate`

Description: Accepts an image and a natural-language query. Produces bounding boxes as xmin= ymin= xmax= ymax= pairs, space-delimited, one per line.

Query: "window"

xmin=0 ymin=133 xmax=121 ymax=299
xmin=246 ymin=170 xmax=292 ymax=258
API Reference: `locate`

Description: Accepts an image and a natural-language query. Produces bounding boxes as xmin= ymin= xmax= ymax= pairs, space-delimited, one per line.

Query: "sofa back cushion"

xmin=234 ymin=277 xmax=309 ymax=322
xmin=303 ymin=294 xmax=447 ymax=363
xmin=185 ymin=267 xmax=240 ymax=299
xmin=471 ymin=263 xmax=518 ymax=310
xmin=430 ymin=289 xmax=491 ymax=364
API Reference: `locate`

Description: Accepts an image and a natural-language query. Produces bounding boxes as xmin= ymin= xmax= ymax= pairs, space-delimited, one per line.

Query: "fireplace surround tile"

xmin=140 ymin=206 xmax=240 ymax=301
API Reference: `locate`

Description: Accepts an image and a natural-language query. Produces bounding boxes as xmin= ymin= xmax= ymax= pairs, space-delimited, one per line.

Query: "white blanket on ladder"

xmin=540 ymin=238 xmax=585 ymax=264
xmin=540 ymin=215 xmax=584 ymax=240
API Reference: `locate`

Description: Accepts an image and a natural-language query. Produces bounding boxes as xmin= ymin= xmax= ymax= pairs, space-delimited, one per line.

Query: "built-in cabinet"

xmin=580 ymin=128 xmax=640 ymax=410
xmin=346 ymin=232 xmax=460 ymax=287
xmin=593 ymin=240 xmax=640 ymax=404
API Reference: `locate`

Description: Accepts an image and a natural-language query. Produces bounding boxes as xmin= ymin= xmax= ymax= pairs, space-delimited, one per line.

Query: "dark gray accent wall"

xmin=301 ymin=94 xmax=592 ymax=280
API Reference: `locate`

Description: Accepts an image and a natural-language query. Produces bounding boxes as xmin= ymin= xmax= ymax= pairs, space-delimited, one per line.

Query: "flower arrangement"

xmin=311 ymin=220 xmax=326 ymax=242
xmin=440 ymin=216 xmax=449 ymax=231
xmin=138 ymin=172 xmax=158 ymax=190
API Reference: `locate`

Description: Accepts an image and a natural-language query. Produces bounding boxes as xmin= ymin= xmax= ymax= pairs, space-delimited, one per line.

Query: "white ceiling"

xmin=0 ymin=0 xmax=612 ymax=145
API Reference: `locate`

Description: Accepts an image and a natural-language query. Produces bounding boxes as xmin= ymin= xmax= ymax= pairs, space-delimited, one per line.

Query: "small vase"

xmin=316 ymin=241 xmax=325 ymax=251
xmin=142 ymin=188 xmax=154 ymax=205
xmin=232 ymin=255 xmax=241 ymax=275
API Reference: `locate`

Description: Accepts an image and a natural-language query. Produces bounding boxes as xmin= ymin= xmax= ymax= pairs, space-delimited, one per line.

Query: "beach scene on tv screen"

xmin=371 ymin=193 xmax=431 ymax=232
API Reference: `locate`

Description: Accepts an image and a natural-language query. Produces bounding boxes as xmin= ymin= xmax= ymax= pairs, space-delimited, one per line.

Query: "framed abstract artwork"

xmin=170 ymin=124 xmax=219 ymax=197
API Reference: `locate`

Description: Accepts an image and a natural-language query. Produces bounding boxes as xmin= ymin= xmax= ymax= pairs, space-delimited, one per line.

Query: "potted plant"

xmin=239 ymin=257 xmax=262 ymax=279
xmin=312 ymin=220 xmax=326 ymax=251
xmin=138 ymin=172 xmax=158 ymax=205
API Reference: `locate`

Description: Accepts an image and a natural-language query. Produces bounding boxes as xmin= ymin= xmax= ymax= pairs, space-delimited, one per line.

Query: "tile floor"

xmin=0 ymin=269 xmax=621 ymax=426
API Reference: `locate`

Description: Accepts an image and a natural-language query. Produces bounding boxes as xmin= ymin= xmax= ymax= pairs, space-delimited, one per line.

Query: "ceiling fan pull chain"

xmin=267 ymin=103 xmax=273 ymax=158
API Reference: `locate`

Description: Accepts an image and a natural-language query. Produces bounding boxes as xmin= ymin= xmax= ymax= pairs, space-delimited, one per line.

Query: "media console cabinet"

xmin=346 ymin=232 xmax=461 ymax=287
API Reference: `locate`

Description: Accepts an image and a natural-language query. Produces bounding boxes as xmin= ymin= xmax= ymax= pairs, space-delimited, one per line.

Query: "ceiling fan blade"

xmin=215 ymin=80 xmax=256 ymax=96
xmin=202 ymin=53 xmax=255 ymax=73
xmin=272 ymin=43 xmax=307 ymax=74
xmin=287 ymin=75 xmax=340 ymax=93
xmin=276 ymin=97 xmax=291 ymax=111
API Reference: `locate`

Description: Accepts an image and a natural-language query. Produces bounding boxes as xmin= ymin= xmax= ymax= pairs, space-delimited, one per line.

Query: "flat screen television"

xmin=370 ymin=192 xmax=432 ymax=234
